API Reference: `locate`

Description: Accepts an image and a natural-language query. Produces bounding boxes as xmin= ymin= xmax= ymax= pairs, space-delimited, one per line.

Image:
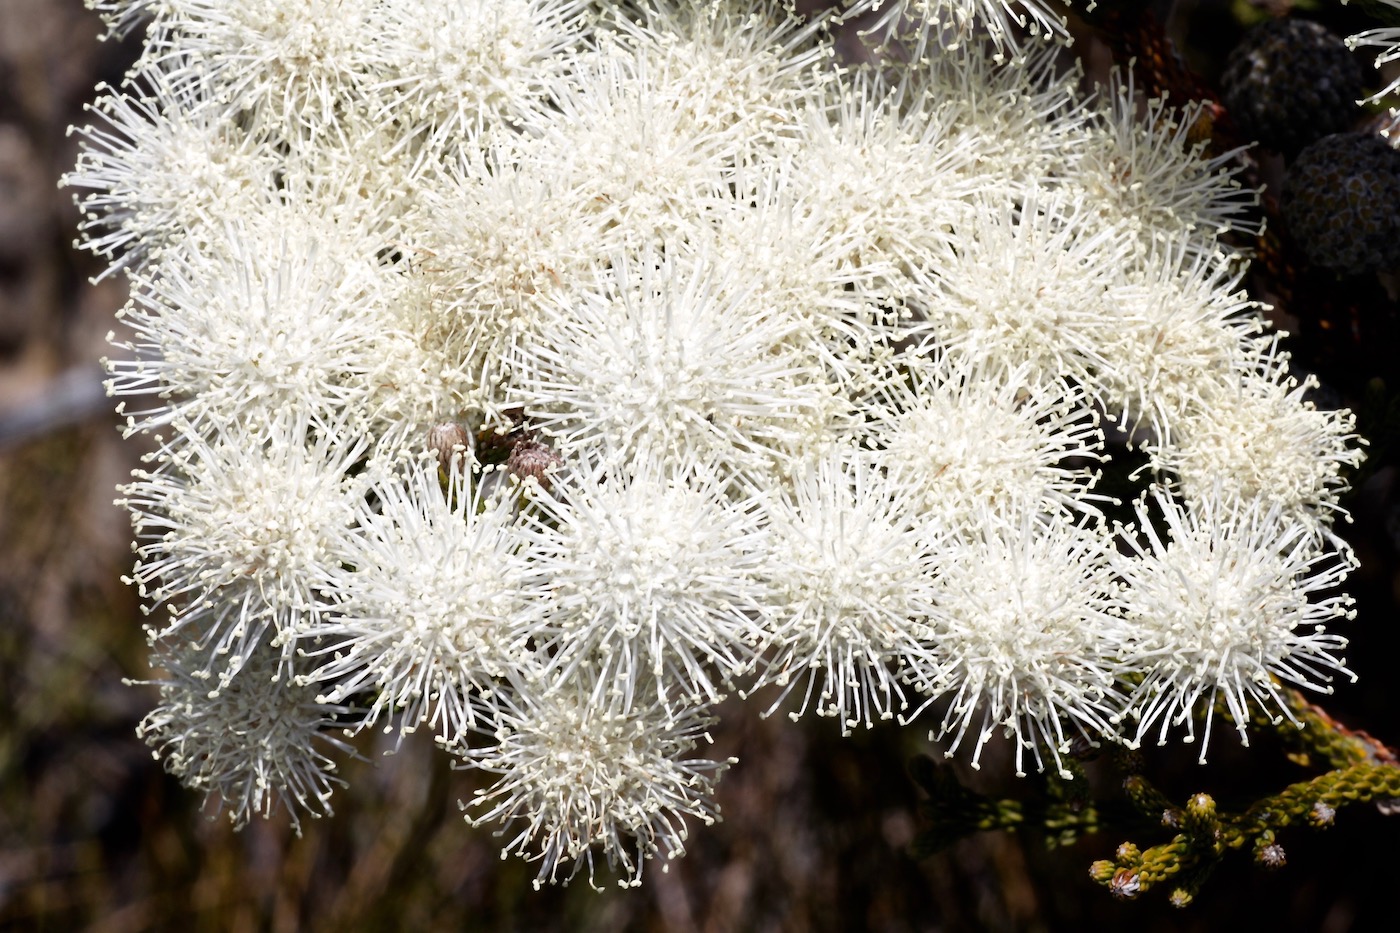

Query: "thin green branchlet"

xmin=73 ymin=0 xmax=1379 ymax=889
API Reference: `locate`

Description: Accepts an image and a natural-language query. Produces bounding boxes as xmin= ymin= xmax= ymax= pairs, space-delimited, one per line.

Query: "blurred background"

xmin=2 ymin=1 xmax=1399 ymax=930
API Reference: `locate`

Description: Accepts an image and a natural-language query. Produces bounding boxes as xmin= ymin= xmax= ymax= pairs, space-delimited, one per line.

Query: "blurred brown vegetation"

xmin=3 ymin=2 xmax=1400 ymax=931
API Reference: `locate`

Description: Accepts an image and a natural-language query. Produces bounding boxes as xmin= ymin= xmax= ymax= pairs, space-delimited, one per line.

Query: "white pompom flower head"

xmin=517 ymin=449 xmax=770 ymax=715
xmin=458 ymin=667 xmax=733 ymax=890
xmin=136 ymin=639 xmax=361 ymax=836
xmin=303 ymin=459 xmax=545 ymax=747
xmin=1113 ymin=487 xmax=1358 ymax=762
xmin=904 ymin=499 xmax=1132 ymax=780
xmin=747 ymin=449 xmax=942 ymax=733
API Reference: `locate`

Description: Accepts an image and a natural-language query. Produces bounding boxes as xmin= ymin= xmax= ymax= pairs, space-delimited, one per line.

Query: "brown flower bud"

xmin=508 ymin=437 xmax=563 ymax=487
xmin=427 ymin=422 xmax=471 ymax=473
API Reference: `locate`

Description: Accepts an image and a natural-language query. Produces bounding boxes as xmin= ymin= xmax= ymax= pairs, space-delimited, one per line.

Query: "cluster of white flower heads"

xmin=74 ymin=0 xmax=1376 ymax=888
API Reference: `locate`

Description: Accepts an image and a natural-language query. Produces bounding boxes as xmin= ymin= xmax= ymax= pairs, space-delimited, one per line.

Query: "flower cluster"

xmin=72 ymin=0 xmax=1377 ymax=888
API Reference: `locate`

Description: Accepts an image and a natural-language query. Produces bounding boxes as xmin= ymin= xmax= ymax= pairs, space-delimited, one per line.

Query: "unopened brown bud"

xmin=508 ymin=437 xmax=562 ymax=487
xmin=428 ymin=423 xmax=471 ymax=473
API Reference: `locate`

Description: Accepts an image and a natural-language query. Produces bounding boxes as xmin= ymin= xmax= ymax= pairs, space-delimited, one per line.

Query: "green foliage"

xmin=911 ymin=687 xmax=1400 ymax=907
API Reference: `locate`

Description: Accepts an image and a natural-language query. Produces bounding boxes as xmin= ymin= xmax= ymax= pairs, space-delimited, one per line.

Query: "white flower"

xmin=1071 ymin=70 xmax=1260 ymax=257
xmin=137 ymin=641 xmax=359 ymax=834
xmin=1113 ymin=489 xmax=1357 ymax=760
xmin=1148 ymin=346 xmax=1366 ymax=530
xmin=694 ymin=156 xmax=906 ymax=390
xmin=408 ymin=137 xmax=605 ymax=420
xmin=782 ymin=66 xmax=978 ymax=293
xmin=119 ymin=414 xmax=367 ymax=683
xmin=906 ymin=504 xmax=1130 ymax=778
xmin=935 ymin=40 xmax=1097 ymax=193
xmin=1345 ymin=1 xmax=1400 ymax=114
xmin=136 ymin=0 xmax=381 ymax=137
xmin=305 ymin=462 xmax=542 ymax=743
xmin=840 ymin=0 xmax=1068 ymax=62
xmin=460 ymin=669 xmax=731 ymax=889
xmin=922 ymin=42 xmax=1091 ymax=190
xmin=520 ymin=453 xmax=769 ymax=710
xmin=62 ymin=71 xmax=279 ymax=278
xmin=907 ymin=187 xmax=1132 ymax=387
xmin=1095 ymin=244 xmax=1269 ymax=441
xmin=107 ymin=204 xmax=421 ymax=440
xmin=364 ymin=0 xmax=592 ymax=155
xmin=598 ymin=0 xmax=834 ymax=149
xmin=750 ymin=452 xmax=941 ymax=732
xmin=514 ymin=27 xmax=767 ymax=245
xmin=368 ymin=260 xmax=517 ymax=458
xmin=861 ymin=350 xmax=1104 ymax=528
xmin=508 ymin=248 xmax=839 ymax=476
